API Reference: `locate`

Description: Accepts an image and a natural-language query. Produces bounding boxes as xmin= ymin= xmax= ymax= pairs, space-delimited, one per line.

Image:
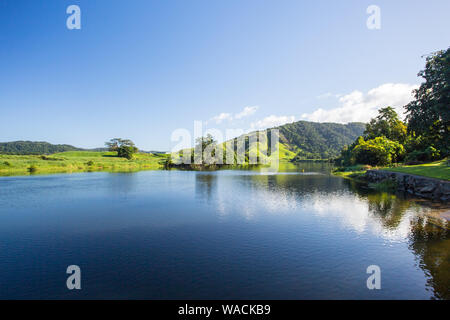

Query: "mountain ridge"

xmin=1 ymin=120 xmax=366 ymax=159
xmin=223 ymin=120 xmax=366 ymax=161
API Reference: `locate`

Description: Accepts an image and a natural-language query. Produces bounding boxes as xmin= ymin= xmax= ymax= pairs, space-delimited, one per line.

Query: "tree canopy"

xmin=364 ymin=106 xmax=407 ymax=144
xmin=405 ymin=48 xmax=450 ymax=156
xmin=352 ymin=136 xmax=405 ymax=166
xmin=105 ymin=138 xmax=138 ymax=159
xmin=337 ymin=47 xmax=449 ymax=167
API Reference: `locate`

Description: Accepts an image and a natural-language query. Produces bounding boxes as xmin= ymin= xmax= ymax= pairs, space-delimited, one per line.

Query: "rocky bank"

xmin=364 ymin=170 xmax=450 ymax=202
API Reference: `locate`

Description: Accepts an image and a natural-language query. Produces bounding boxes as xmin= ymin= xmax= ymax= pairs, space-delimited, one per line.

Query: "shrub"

xmin=118 ymin=146 xmax=137 ymax=160
xmin=28 ymin=165 xmax=37 ymax=173
xmin=404 ymin=146 xmax=441 ymax=164
xmin=351 ymin=137 xmax=405 ymax=166
xmin=86 ymin=160 xmax=94 ymax=166
xmin=425 ymin=146 xmax=441 ymax=160
xmin=3 ymin=161 xmax=11 ymax=166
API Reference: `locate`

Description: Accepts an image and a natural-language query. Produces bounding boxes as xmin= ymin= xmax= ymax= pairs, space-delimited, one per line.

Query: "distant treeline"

xmin=0 ymin=141 xmax=81 ymax=155
xmin=0 ymin=141 xmax=110 ymax=155
xmin=0 ymin=140 xmax=166 ymax=155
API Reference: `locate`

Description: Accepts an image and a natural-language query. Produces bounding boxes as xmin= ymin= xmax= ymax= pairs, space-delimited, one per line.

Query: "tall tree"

xmin=364 ymin=107 xmax=407 ymax=144
xmin=195 ymin=134 xmax=216 ymax=151
xmin=193 ymin=134 xmax=217 ymax=164
xmin=405 ymin=48 xmax=450 ymax=156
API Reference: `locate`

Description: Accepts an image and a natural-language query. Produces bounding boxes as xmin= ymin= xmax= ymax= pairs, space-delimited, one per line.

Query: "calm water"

xmin=0 ymin=164 xmax=448 ymax=299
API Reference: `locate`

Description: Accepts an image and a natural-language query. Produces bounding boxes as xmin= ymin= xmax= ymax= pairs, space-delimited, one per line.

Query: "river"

xmin=0 ymin=163 xmax=448 ymax=299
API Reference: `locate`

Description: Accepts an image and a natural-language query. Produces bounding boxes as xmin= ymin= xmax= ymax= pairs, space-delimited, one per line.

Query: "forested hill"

xmin=219 ymin=121 xmax=366 ymax=161
xmin=0 ymin=141 xmax=82 ymax=155
xmin=276 ymin=121 xmax=365 ymax=160
xmin=1 ymin=121 xmax=365 ymax=159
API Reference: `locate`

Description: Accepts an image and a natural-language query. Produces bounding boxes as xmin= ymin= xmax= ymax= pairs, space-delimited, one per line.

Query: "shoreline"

xmin=332 ymin=165 xmax=450 ymax=203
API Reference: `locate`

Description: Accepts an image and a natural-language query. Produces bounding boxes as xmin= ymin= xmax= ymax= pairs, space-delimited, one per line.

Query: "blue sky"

xmin=1 ymin=0 xmax=449 ymax=150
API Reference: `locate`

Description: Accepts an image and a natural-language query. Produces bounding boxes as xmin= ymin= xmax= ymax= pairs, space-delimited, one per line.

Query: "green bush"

xmin=352 ymin=137 xmax=405 ymax=166
xmin=86 ymin=160 xmax=94 ymax=166
xmin=117 ymin=146 xmax=137 ymax=160
xmin=28 ymin=165 xmax=37 ymax=173
xmin=404 ymin=146 xmax=441 ymax=164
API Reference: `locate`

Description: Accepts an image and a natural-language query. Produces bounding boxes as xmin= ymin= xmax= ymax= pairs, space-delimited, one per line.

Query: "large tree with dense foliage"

xmin=336 ymin=108 xmax=407 ymax=166
xmin=364 ymin=107 xmax=407 ymax=144
xmin=351 ymin=136 xmax=405 ymax=166
xmin=193 ymin=134 xmax=217 ymax=164
xmin=405 ymin=48 xmax=450 ymax=156
xmin=195 ymin=134 xmax=216 ymax=152
xmin=105 ymin=138 xmax=138 ymax=159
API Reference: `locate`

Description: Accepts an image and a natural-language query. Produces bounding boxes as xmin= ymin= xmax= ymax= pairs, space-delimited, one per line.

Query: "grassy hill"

xmin=170 ymin=121 xmax=366 ymax=167
xmin=221 ymin=121 xmax=365 ymax=163
xmin=0 ymin=121 xmax=366 ymax=175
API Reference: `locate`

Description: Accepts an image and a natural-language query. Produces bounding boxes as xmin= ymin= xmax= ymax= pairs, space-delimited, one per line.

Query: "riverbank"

xmin=333 ymin=160 xmax=449 ymax=181
xmin=365 ymin=169 xmax=450 ymax=202
xmin=0 ymin=151 xmax=168 ymax=176
xmin=332 ymin=160 xmax=449 ymax=201
xmin=381 ymin=160 xmax=450 ymax=180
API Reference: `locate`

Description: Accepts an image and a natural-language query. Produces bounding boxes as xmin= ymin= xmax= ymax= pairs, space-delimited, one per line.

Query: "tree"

xmin=351 ymin=136 xmax=405 ymax=166
xmin=195 ymin=134 xmax=216 ymax=152
xmin=405 ymin=48 xmax=450 ymax=156
xmin=364 ymin=107 xmax=407 ymax=144
xmin=105 ymin=138 xmax=138 ymax=159
xmin=105 ymin=138 xmax=122 ymax=152
xmin=193 ymin=134 xmax=217 ymax=164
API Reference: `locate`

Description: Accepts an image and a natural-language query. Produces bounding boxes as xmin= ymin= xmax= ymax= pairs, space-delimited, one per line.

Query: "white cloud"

xmin=250 ymin=115 xmax=296 ymax=130
xmin=317 ymin=92 xmax=343 ymax=100
xmin=211 ymin=112 xmax=233 ymax=124
xmin=210 ymin=105 xmax=259 ymax=124
xmin=302 ymin=83 xmax=418 ymax=123
xmin=235 ymin=105 xmax=259 ymax=119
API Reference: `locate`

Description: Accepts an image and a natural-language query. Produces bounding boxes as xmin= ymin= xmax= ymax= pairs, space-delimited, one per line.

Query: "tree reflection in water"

xmin=196 ymin=170 xmax=449 ymax=299
xmin=409 ymin=216 xmax=450 ymax=300
xmin=348 ymin=179 xmax=449 ymax=299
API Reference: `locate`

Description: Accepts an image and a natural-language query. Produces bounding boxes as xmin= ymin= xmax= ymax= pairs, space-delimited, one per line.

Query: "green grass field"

xmin=382 ymin=159 xmax=450 ymax=181
xmin=0 ymin=151 xmax=168 ymax=176
xmin=333 ymin=160 xmax=450 ymax=181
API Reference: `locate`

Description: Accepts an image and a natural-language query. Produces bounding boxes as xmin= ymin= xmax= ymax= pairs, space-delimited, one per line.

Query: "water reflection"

xmin=409 ymin=216 xmax=450 ymax=299
xmin=0 ymin=166 xmax=448 ymax=299
xmin=192 ymin=167 xmax=449 ymax=299
xmin=195 ymin=173 xmax=218 ymax=203
xmin=107 ymin=172 xmax=138 ymax=196
xmin=331 ymin=174 xmax=449 ymax=299
xmin=366 ymin=193 xmax=410 ymax=230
